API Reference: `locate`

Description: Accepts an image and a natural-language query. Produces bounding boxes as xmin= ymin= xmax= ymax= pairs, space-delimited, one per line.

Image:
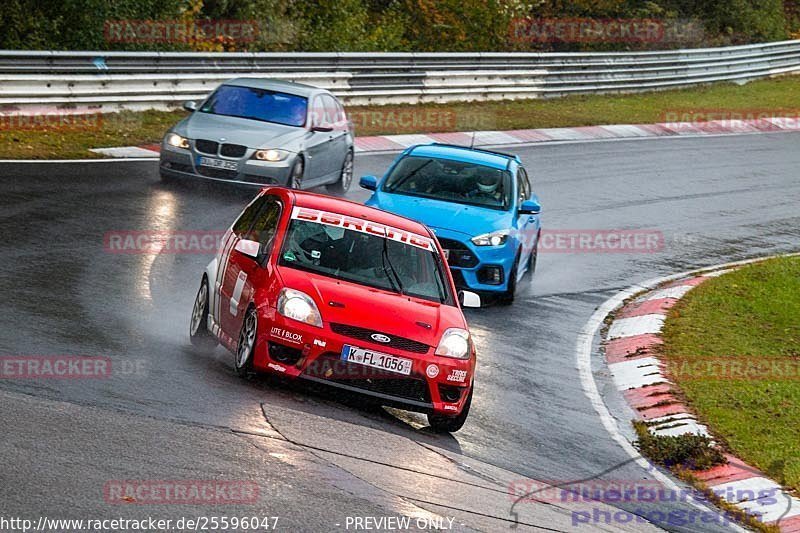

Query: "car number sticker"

xmin=229 ymin=270 xmax=247 ymax=316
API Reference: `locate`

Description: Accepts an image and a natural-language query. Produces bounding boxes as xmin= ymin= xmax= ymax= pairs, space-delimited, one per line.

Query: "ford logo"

xmin=371 ymin=333 xmax=391 ymax=343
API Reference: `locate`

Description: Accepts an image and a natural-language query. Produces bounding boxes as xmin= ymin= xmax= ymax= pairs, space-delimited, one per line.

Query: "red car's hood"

xmin=277 ymin=266 xmax=465 ymax=347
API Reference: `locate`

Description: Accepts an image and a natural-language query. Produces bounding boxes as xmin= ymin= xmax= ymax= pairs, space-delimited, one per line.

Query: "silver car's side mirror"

xmin=459 ymin=290 xmax=481 ymax=308
xmin=183 ymin=100 xmax=198 ymax=112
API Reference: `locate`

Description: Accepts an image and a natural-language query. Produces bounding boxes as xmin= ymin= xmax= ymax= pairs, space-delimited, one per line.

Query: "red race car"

xmin=189 ymin=187 xmax=481 ymax=432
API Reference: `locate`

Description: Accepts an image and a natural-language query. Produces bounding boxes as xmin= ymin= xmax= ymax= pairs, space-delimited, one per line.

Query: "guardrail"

xmin=1 ymin=40 xmax=799 ymax=112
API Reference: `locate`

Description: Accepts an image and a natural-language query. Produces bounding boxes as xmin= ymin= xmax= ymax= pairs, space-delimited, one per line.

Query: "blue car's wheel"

xmin=526 ymin=233 xmax=539 ymax=274
xmin=498 ymin=250 xmax=520 ymax=306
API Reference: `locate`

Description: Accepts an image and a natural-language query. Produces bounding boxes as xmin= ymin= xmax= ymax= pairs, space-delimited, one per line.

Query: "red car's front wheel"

xmin=235 ymin=307 xmax=257 ymax=378
xmin=428 ymin=388 xmax=472 ymax=433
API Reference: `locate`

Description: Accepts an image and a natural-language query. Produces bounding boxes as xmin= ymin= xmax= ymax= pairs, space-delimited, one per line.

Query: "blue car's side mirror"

xmin=360 ymin=175 xmax=378 ymax=191
xmin=519 ymin=199 xmax=541 ymax=215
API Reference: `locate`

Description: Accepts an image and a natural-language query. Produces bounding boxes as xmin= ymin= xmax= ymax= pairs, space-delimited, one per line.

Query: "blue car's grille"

xmin=437 ymin=238 xmax=479 ymax=268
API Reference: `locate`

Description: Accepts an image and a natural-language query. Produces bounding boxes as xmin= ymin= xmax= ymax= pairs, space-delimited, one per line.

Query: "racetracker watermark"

xmin=536 ymin=230 xmax=663 ymax=254
xmin=104 ymin=231 xmax=226 ymax=254
xmin=667 ymin=357 xmax=800 ymax=381
xmin=662 ymin=109 xmax=800 ymax=130
xmin=0 ymin=356 xmax=111 ymax=379
xmin=349 ymin=109 xmax=455 ymax=132
xmin=104 ymin=20 xmax=260 ymax=44
xmin=509 ymin=18 xmax=704 ymax=44
xmin=104 ymin=480 xmax=259 ymax=505
xmin=0 ymin=112 xmax=102 ymax=131
xmin=0 ymin=356 xmax=146 ymax=379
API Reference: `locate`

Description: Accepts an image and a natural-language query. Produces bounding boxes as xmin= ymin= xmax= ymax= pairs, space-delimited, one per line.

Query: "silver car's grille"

xmin=220 ymin=144 xmax=247 ymax=158
xmin=195 ymin=139 xmax=219 ymax=155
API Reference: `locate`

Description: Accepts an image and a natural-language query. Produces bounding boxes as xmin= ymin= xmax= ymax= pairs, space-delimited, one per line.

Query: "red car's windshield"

xmin=278 ymin=208 xmax=453 ymax=305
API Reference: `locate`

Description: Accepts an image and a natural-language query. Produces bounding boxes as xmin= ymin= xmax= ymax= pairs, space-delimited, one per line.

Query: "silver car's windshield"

xmin=199 ymin=85 xmax=308 ymax=127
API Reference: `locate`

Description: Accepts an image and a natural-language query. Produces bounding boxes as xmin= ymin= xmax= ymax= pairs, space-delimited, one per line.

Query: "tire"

xmin=288 ymin=157 xmax=304 ymax=190
xmin=526 ymin=235 xmax=539 ymax=275
xmin=428 ymin=389 xmax=472 ymax=433
xmin=327 ymin=150 xmax=354 ymax=195
xmin=234 ymin=306 xmax=257 ymax=378
xmin=189 ymin=277 xmax=218 ymax=351
xmin=498 ymin=250 xmax=521 ymax=306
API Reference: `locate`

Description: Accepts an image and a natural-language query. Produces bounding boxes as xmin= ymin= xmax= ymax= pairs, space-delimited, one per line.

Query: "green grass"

xmin=1 ymin=75 xmax=798 ymax=159
xmin=0 ymin=110 xmax=186 ymax=159
xmin=662 ymin=256 xmax=800 ymax=492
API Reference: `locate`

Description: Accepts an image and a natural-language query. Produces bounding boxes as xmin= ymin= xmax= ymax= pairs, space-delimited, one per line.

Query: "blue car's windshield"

xmin=382 ymin=155 xmax=512 ymax=211
xmin=199 ymin=85 xmax=308 ymax=127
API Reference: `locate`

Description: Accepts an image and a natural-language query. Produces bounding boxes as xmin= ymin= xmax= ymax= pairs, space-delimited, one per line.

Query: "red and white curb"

xmin=91 ymin=143 xmax=161 ymax=158
xmin=353 ymin=117 xmax=800 ymax=153
xmin=602 ymin=265 xmax=800 ymax=531
xmin=89 ymin=116 xmax=800 ymax=158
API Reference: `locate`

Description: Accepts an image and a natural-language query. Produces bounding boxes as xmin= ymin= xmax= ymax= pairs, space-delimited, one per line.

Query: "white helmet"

xmin=477 ymin=173 xmax=500 ymax=194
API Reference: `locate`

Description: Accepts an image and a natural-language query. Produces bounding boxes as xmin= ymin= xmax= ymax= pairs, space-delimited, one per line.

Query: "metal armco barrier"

xmin=0 ymin=40 xmax=798 ymax=112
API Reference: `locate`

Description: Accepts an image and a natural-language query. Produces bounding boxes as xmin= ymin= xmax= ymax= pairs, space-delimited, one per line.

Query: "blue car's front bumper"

xmin=434 ymin=229 xmax=516 ymax=294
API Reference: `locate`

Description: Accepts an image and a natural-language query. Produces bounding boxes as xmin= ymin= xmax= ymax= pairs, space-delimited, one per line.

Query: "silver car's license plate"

xmin=198 ymin=156 xmax=237 ymax=171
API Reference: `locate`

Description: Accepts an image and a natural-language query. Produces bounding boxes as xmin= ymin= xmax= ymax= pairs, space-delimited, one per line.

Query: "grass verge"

xmin=1 ymin=75 xmax=798 ymax=159
xmin=661 ymin=256 xmax=800 ymax=493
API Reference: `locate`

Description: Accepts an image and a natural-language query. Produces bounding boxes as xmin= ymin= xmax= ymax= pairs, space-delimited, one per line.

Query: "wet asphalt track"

xmin=1 ymin=132 xmax=799 ymax=531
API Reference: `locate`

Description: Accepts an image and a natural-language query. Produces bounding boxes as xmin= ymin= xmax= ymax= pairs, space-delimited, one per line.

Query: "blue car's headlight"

xmin=471 ymin=230 xmax=510 ymax=247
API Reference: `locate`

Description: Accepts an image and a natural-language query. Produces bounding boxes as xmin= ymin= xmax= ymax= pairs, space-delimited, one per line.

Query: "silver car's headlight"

xmin=165 ymin=133 xmax=190 ymax=149
xmin=435 ymin=328 xmax=471 ymax=359
xmin=277 ymin=288 xmax=323 ymax=328
xmin=253 ymin=149 xmax=290 ymax=162
xmin=471 ymin=229 xmax=510 ymax=247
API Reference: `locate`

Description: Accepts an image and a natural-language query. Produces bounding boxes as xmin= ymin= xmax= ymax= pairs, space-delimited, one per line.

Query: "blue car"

xmin=361 ymin=144 xmax=541 ymax=304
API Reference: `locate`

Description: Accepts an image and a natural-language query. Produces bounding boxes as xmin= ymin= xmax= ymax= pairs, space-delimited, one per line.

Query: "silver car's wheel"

xmin=235 ymin=307 xmax=257 ymax=377
xmin=189 ymin=277 xmax=217 ymax=351
xmin=327 ymin=150 xmax=354 ymax=194
xmin=289 ymin=158 xmax=304 ymax=189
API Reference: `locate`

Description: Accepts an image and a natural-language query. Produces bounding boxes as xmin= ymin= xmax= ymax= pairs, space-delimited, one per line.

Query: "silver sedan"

xmin=159 ymin=78 xmax=354 ymax=193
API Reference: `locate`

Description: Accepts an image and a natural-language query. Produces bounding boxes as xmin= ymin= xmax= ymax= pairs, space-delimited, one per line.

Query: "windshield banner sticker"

xmin=291 ymin=207 xmax=437 ymax=253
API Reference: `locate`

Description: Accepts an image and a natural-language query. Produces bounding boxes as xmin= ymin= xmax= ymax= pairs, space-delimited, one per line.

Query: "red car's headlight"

xmin=277 ymin=288 xmax=323 ymax=328
xmin=435 ymin=328 xmax=470 ymax=359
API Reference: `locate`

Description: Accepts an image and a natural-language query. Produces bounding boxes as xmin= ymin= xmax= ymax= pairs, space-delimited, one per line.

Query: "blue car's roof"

xmin=407 ymin=144 xmax=515 ymax=171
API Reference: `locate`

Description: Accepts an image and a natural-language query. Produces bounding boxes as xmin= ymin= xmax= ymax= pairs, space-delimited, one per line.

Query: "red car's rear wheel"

xmin=189 ymin=276 xmax=217 ymax=351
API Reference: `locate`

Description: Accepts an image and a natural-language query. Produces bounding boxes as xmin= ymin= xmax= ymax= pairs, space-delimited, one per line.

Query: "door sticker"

xmin=230 ymin=270 xmax=247 ymax=316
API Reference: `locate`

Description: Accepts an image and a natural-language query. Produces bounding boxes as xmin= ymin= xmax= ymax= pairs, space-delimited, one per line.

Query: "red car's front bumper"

xmin=252 ymin=309 xmax=474 ymax=416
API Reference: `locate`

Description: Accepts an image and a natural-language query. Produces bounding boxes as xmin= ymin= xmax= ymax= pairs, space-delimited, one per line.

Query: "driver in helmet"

xmin=468 ymin=171 xmax=503 ymax=204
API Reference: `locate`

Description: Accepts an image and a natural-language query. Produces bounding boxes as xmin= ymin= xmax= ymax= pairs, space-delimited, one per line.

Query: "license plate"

xmin=341 ymin=345 xmax=412 ymax=376
xmin=198 ymin=156 xmax=238 ymax=171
